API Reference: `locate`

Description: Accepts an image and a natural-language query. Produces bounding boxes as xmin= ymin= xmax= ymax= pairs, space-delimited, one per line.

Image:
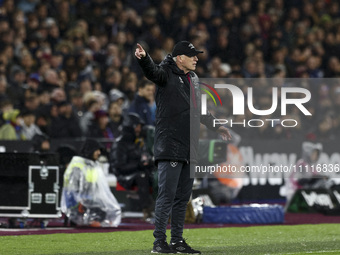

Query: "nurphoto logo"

xmin=200 ymin=83 xmax=312 ymax=128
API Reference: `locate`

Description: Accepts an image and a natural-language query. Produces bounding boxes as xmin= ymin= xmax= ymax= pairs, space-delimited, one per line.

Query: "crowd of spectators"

xmin=0 ymin=0 xmax=339 ymax=143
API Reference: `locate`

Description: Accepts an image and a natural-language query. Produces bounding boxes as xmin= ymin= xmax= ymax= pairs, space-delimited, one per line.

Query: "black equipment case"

xmin=0 ymin=153 xmax=61 ymax=219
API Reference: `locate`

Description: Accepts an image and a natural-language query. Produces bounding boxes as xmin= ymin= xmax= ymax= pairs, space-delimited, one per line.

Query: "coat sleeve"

xmin=136 ymin=53 xmax=168 ymax=86
xmin=190 ymin=72 xmax=222 ymax=132
xmin=200 ymin=111 xmax=222 ymax=132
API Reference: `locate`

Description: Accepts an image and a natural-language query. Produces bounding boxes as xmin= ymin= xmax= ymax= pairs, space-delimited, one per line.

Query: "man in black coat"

xmin=135 ymin=41 xmax=231 ymax=254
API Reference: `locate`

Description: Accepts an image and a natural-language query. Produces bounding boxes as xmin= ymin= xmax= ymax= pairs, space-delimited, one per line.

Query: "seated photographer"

xmin=61 ymin=139 xmax=121 ymax=227
xmin=110 ymin=113 xmax=154 ymax=220
xmin=286 ymin=141 xmax=329 ymax=205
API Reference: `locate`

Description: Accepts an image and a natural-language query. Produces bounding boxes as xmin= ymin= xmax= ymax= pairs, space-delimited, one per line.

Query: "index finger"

xmin=136 ymin=43 xmax=143 ymax=50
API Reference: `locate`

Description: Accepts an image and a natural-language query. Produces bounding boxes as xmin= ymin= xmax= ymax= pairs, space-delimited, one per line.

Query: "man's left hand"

xmin=217 ymin=126 xmax=232 ymax=141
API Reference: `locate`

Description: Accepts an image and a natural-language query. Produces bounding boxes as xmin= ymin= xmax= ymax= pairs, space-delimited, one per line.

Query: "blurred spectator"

xmin=0 ymin=109 xmax=24 ymax=140
xmin=91 ymin=90 xmax=109 ymax=111
xmin=86 ymin=110 xmax=114 ymax=144
xmin=306 ymin=113 xmax=336 ymax=141
xmin=0 ymin=99 xmax=13 ymax=126
xmin=19 ymin=109 xmax=42 ymax=140
xmin=50 ymin=88 xmax=67 ymax=104
xmin=103 ymin=70 xmax=121 ymax=94
xmin=0 ymin=75 xmax=7 ymax=98
xmin=42 ymin=69 xmax=61 ymax=91
xmin=0 ymin=0 xmax=337 ymax=141
xmin=35 ymin=108 xmax=52 ymax=137
xmin=27 ymin=73 xmax=41 ymax=91
xmin=108 ymin=100 xmax=125 ymax=138
xmin=80 ymin=99 xmax=100 ymax=135
xmin=325 ymin=57 xmax=340 ymax=77
xmin=120 ymin=72 xmax=138 ymax=102
xmin=50 ymin=101 xmax=82 ymax=138
xmin=78 ymin=78 xmax=93 ymax=95
xmin=7 ymin=66 xmax=26 ymax=107
xmin=23 ymin=92 xmax=40 ymax=111
xmin=69 ymin=91 xmax=84 ymax=119
xmin=306 ymin=55 xmax=323 ymax=78
xmin=129 ymin=79 xmax=155 ymax=126
xmin=286 ymin=142 xmax=326 ymax=205
xmin=109 ymin=88 xmax=129 ymax=111
xmin=31 ymin=133 xmax=50 ymax=153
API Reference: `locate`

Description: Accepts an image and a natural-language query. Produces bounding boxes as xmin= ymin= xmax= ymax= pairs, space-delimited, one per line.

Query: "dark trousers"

xmin=153 ymin=161 xmax=194 ymax=244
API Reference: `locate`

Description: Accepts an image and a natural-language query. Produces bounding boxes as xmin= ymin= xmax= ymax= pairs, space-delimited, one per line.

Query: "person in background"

xmin=0 ymin=99 xmax=14 ymax=128
xmin=61 ymin=139 xmax=121 ymax=227
xmin=50 ymin=101 xmax=82 ymax=138
xmin=26 ymin=73 xmax=41 ymax=92
xmin=34 ymin=108 xmax=52 ymax=137
xmin=7 ymin=66 xmax=26 ymax=108
xmin=109 ymin=89 xmax=129 ymax=112
xmin=0 ymin=75 xmax=8 ymax=99
xmin=0 ymin=109 xmax=25 ymax=140
xmin=86 ymin=110 xmax=114 ymax=139
xmin=20 ymin=109 xmax=42 ymax=140
xmin=108 ymin=100 xmax=125 ymax=138
xmin=31 ymin=133 xmax=50 ymax=153
xmin=286 ymin=141 xmax=328 ymax=207
xmin=110 ymin=113 xmax=154 ymax=221
xmin=129 ymin=79 xmax=155 ymax=126
xmin=79 ymin=99 xmax=100 ymax=135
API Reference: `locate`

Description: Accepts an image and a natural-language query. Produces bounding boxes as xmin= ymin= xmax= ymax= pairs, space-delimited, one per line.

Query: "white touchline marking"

xmin=272 ymin=250 xmax=340 ymax=255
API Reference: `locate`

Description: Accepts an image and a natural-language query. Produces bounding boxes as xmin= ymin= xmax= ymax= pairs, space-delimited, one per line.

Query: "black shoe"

xmin=152 ymin=240 xmax=176 ymax=253
xmin=170 ymin=239 xmax=201 ymax=254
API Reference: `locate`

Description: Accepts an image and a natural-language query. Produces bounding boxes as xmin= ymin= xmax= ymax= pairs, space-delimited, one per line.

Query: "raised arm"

xmin=135 ymin=43 xmax=167 ymax=85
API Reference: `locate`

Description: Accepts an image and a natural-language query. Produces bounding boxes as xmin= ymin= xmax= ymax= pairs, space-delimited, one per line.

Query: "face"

xmin=0 ymin=76 xmax=7 ymax=93
xmin=58 ymin=105 xmax=68 ymax=115
xmin=92 ymin=149 xmax=101 ymax=161
xmin=98 ymin=116 xmax=109 ymax=128
xmin=177 ymin=55 xmax=198 ymax=73
xmin=23 ymin=114 xmax=35 ymax=126
xmin=39 ymin=91 xmax=50 ymax=105
xmin=134 ymin=124 xmax=142 ymax=137
xmin=14 ymin=71 xmax=26 ymax=83
xmin=139 ymin=84 xmax=155 ymax=101
xmin=27 ymin=79 xmax=39 ymax=90
xmin=80 ymin=79 xmax=92 ymax=94
xmin=41 ymin=140 xmax=50 ymax=151
xmin=109 ymin=102 xmax=122 ymax=117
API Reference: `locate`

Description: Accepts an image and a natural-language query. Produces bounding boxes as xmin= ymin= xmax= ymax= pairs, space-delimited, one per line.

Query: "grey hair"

xmin=173 ymin=56 xmax=177 ymax=62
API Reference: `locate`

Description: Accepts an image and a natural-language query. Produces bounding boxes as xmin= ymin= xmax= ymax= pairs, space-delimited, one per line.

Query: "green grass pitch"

xmin=1 ymin=224 xmax=340 ymax=255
